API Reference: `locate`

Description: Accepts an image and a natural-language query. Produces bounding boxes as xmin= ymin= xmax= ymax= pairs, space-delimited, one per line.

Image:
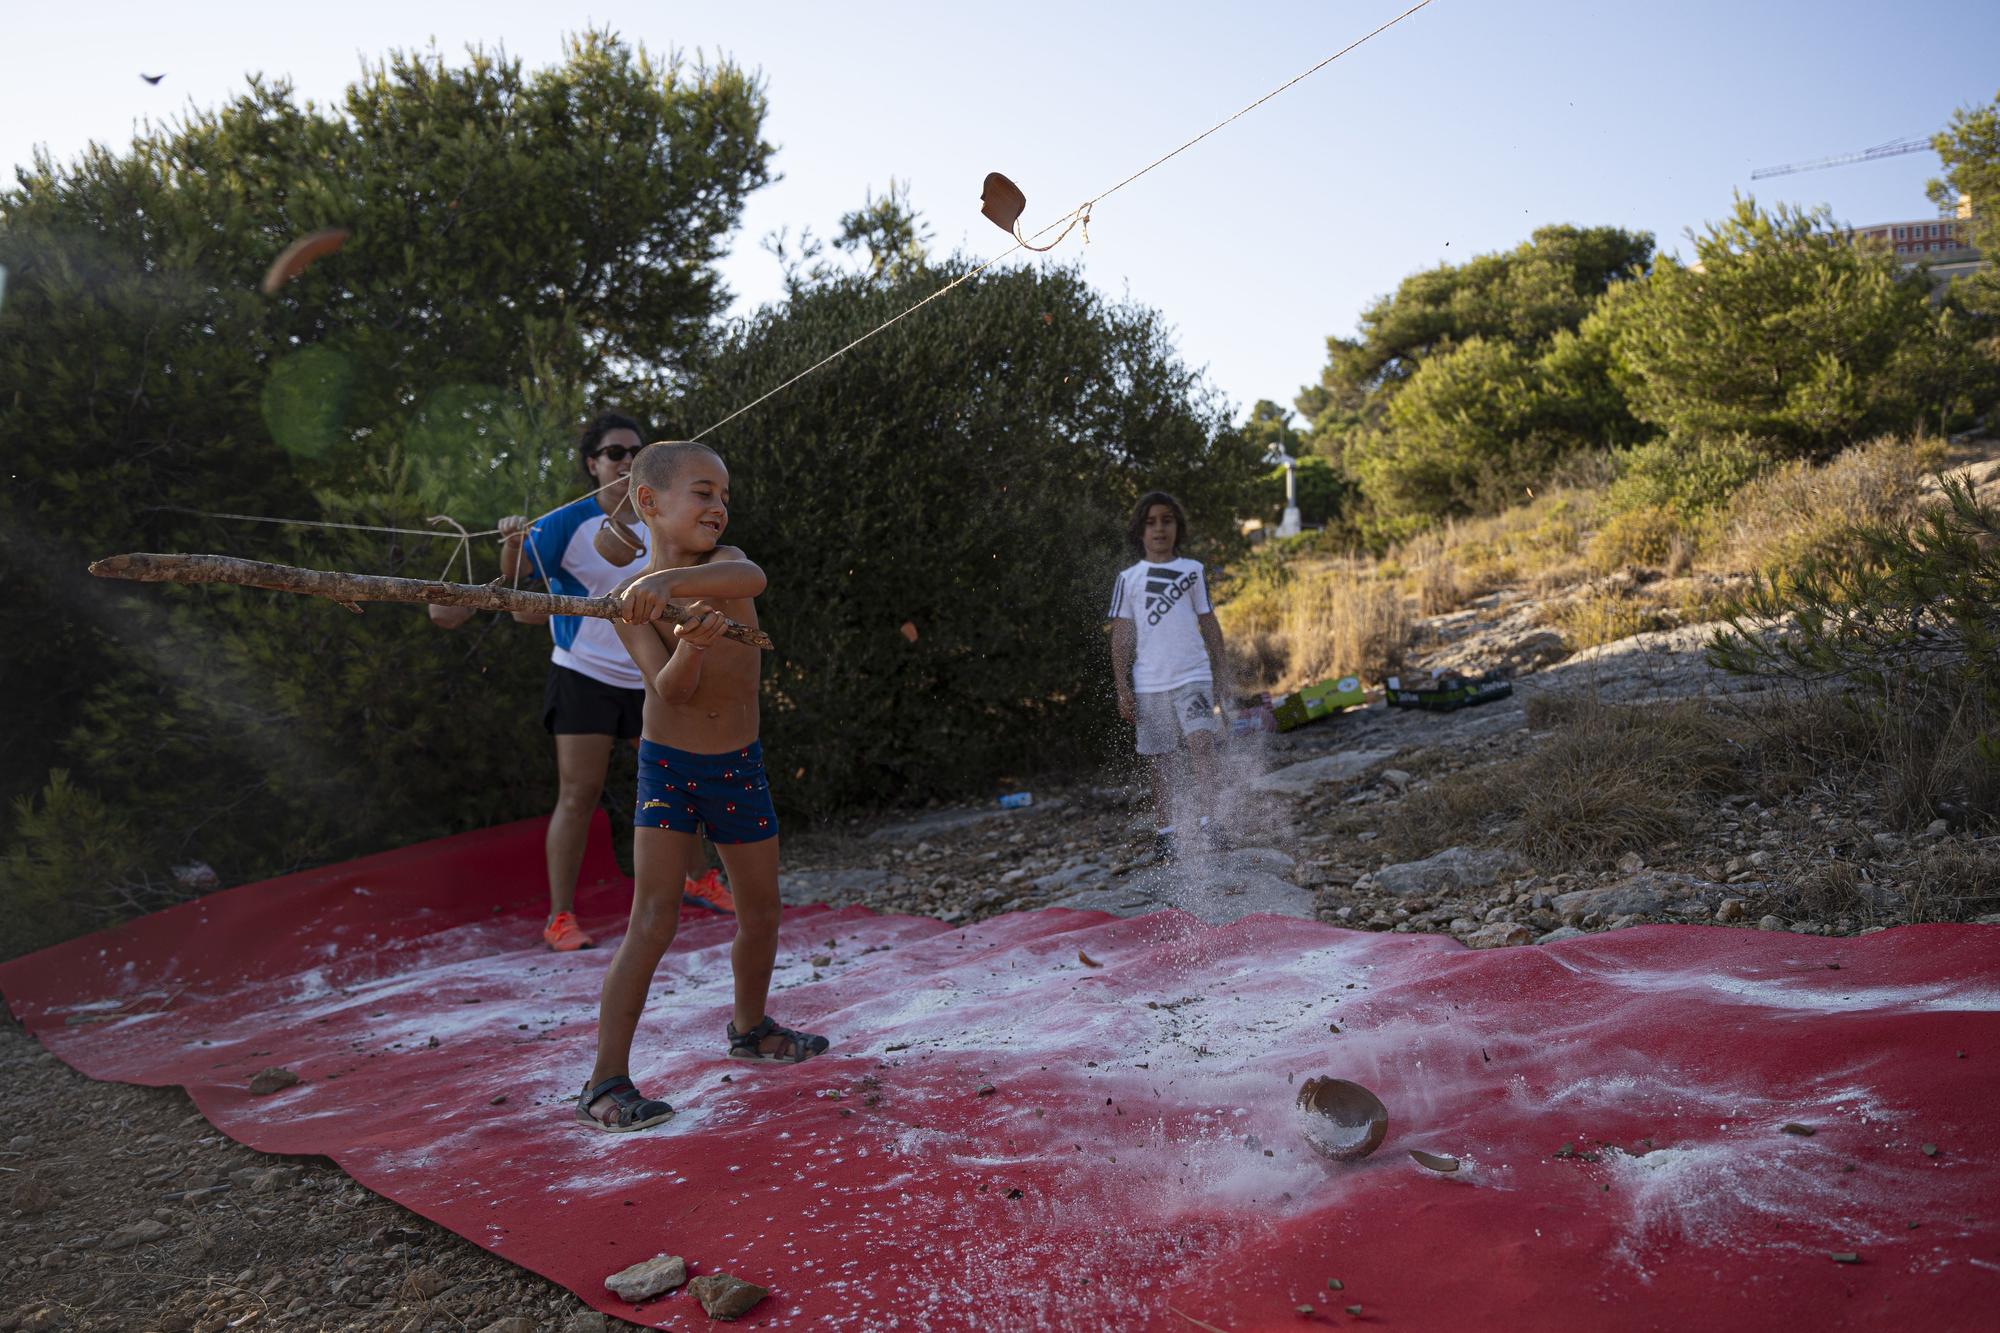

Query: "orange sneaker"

xmin=542 ymin=911 xmax=594 ymax=952
xmin=685 ymin=868 xmax=736 ymax=915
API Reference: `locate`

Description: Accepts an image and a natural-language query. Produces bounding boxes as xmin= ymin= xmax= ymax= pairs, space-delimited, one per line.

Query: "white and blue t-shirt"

xmin=521 ymin=494 xmax=649 ymax=689
xmin=1108 ymin=557 xmax=1213 ymax=693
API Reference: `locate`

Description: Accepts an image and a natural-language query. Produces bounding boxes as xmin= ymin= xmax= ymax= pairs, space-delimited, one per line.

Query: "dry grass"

xmin=1586 ymin=505 xmax=1684 ymax=573
xmin=1384 ymin=692 xmax=1746 ymax=868
xmin=1219 ymin=559 xmax=1413 ymax=691
xmin=1769 ymin=861 xmax=1902 ymax=928
xmin=1712 ymin=435 xmax=1945 ymax=579
xmin=1731 ymin=679 xmax=1999 ymax=829
xmin=1545 ymin=587 xmax=1671 ymax=651
xmin=1215 ymin=433 xmax=1969 ymax=695
xmin=1905 ymin=843 xmax=2000 ymax=922
xmin=1381 ymin=489 xmax=1599 ymax=617
xmin=1772 ymin=844 xmax=2000 ymax=926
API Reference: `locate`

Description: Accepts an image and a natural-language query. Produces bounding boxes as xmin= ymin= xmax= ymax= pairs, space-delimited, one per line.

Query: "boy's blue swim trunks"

xmin=636 ymin=739 xmax=778 ymax=844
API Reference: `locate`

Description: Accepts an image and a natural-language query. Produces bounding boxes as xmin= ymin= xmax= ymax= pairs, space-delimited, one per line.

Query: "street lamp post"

xmin=1274 ymin=448 xmax=1302 ymax=539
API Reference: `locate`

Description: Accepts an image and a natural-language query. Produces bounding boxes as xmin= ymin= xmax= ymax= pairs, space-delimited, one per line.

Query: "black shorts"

xmin=542 ymin=664 xmax=645 ymax=738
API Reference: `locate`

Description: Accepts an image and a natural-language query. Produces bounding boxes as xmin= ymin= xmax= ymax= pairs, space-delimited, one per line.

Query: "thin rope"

xmin=687 ymin=0 xmax=1435 ymax=442
xmin=156 ymin=3 xmax=1437 ymax=564
xmin=427 ymin=514 xmax=475 ymax=585
xmin=159 ymin=506 xmax=504 ymax=541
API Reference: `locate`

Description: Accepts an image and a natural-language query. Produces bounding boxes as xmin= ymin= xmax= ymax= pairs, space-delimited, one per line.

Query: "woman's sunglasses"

xmin=592 ymin=445 xmax=643 ymax=463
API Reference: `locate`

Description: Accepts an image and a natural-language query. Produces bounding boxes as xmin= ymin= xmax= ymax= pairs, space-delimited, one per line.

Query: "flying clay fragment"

xmin=261 ymin=227 xmax=350 ymax=295
xmin=980 ymin=172 xmax=1028 ymax=234
xmin=1408 ymin=1149 xmax=1460 ymax=1173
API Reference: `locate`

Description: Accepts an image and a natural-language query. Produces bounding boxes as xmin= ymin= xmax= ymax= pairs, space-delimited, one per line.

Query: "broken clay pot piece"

xmin=1296 ymin=1076 xmax=1388 ymax=1161
xmin=1408 ymin=1149 xmax=1460 ymax=1173
xmin=260 ymin=227 xmax=350 ymax=295
xmin=980 ymin=172 xmax=1028 ymax=234
xmin=594 ymin=516 xmax=644 ymax=567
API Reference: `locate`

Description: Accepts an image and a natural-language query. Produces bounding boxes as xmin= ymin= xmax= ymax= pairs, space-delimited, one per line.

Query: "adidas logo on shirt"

xmin=1144 ymin=567 xmax=1201 ymax=626
xmin=1110 ymin=556 xmax=1215 ymax=699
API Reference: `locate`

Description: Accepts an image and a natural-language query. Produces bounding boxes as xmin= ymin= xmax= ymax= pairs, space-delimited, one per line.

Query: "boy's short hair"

xmin=1127 ymin=490 xmax=1189 ymax=556
xmin=575 ymin=410 xmax=648 ymax=479
xmin=630 ymin=440 xmax=723 ymax=499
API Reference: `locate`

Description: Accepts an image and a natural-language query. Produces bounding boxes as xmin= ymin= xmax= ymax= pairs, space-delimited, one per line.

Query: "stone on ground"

xmin=604 ymin=1253 xmax=687 ymax=1302
xmin=687 ymin=1272 xmax=769 ymax=1320
xmin=1373 ymin=846 xmax=1525 ymax=896
xmin=1250 ymin=749 xmax=1398 ymax=796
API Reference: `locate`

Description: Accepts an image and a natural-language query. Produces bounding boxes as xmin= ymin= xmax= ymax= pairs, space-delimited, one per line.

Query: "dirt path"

xmin=0 ymin=1020 xmax=629 ymax=1333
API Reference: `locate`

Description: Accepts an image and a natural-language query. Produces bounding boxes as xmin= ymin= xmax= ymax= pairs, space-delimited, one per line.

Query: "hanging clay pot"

xmin=980 ymin=173 xmax=1028 ymax=234
xmin=594 ymin=516 xmax=643 ymax=567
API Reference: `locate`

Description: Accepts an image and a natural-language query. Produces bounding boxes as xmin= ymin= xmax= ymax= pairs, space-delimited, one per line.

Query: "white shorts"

xmin=1134 ymin=682 xmax=1220 ymax=756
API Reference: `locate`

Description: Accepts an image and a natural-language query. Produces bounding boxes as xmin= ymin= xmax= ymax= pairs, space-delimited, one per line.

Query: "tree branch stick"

xmin=87 ymin=553 xmax=775 ymax=651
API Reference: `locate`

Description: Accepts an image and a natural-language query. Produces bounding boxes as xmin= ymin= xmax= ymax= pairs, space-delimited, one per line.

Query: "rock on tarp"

xmin=2 ymin=816 xmax=1996 ymax=1331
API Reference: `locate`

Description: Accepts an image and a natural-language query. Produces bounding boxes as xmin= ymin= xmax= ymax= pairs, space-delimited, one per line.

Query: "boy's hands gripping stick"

xmin=671 ymin=601 xmax=729 ymax=651
xmin=615 ymin=583 xmax=769 ymax=648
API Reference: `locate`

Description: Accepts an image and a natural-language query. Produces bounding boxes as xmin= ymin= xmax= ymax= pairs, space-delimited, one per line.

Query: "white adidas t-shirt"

xmin=1108 ymin=557 xmax=1214 ymax=693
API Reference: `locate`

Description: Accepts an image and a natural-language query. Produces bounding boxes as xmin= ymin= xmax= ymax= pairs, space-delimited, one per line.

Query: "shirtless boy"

xmin=575 ymin=441 xmax=828 ymax=1132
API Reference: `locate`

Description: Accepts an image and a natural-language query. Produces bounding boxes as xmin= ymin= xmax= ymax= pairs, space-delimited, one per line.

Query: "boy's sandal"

xmin=575 ymin=1075 xmax=674 ymax=1132
xmin=727 ymin=1015 xmax=830 ymax=1063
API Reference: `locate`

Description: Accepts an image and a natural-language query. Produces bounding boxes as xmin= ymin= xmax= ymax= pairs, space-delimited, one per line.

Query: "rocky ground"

xmin=7 ymin=591 xmax=1997 ymax=1331
xmin=786 ymin=617 xmax=2000 ymax=947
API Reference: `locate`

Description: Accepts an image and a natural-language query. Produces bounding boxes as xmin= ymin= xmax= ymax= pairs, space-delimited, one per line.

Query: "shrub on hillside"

xmin=1346 ymin=334 xmax=1646 ymax=531
xmin=1711 ymin=472 xmax=2000 ymax=826
xmin=1715 ymin=436 xmax=1943 ymax=580
xmin=1586 ymin=505 xmax=1684 ymax=572
xmin=1 ymin=772 xmax=149 ymax=959
xmin=1602 ymin=434 xmax=1770 ymax=521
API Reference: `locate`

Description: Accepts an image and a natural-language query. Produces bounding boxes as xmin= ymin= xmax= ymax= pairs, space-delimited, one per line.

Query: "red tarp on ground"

xmin=3 ymin=816 xmax=1997 ymax=1331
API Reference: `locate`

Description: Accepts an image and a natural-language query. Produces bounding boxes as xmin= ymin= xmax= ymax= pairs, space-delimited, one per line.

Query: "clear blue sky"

xmin=6 ymin=1 xmax=1996 ymax=423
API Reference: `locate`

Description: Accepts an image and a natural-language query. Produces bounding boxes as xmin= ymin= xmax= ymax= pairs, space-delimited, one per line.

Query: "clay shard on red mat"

xmin=1296 ymin=1076 xmax=1388 ymax=1161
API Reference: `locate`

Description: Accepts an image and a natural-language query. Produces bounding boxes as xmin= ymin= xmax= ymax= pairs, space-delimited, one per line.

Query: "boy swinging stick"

xmin=576 ymin=441 xmax=829 ymax=1133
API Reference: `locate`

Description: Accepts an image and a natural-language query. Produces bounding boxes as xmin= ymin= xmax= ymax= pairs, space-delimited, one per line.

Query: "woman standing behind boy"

xmin=494 ymin=412 xmax=655 ymax=951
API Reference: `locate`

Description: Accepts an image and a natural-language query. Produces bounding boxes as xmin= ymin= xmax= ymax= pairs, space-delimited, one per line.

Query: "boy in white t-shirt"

xmin=1109 ymin=491 xmax=1231 ymax=864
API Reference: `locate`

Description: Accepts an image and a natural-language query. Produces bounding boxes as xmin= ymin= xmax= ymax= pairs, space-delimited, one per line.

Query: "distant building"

xmin=1842 ymin=194 xmax=1983 ymax=286
xmin=1846 ymin=215 xmax=1976 ymax=264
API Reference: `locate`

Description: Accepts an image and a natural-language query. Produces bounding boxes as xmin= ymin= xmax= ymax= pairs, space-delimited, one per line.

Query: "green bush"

xmin=679 ymin=259 xmax=1258 ymax=818
xmin=1591 ymin=197 xmax=1972 ymax=456
xmin=1603 ymin=434 xmax=1770 ymax=520
xmin=0 ymin=772 xmax=147 ymax=959
xmin=1711 ymin=474 xmax=2000 ymax=826
xmin=0 ymin=33 xmax=775 ymax=956
xmin=1344 ymin=338 xmax=1557 ymax=522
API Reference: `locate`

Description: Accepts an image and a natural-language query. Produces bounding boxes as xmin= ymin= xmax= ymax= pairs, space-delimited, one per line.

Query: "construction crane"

xmin=1751 ymin=135 xmax=1933 ymax=181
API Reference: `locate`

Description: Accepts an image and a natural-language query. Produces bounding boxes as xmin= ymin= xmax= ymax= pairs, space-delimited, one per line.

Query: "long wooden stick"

xmin=88 ymin=553 xmax=775 ymax=651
